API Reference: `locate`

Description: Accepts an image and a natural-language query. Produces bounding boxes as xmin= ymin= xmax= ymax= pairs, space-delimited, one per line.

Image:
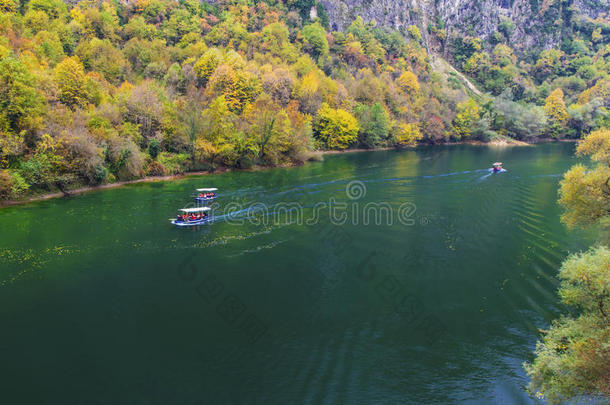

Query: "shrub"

xmin=159 ymin=152 xmax=189 ymax=174
xmin=148 ymin=138 xmax=161 ymax=159
xmin=0 ymin=169 xmax=29 ymax=199
xmin=146 ymin=160 xmax=166 ymax=176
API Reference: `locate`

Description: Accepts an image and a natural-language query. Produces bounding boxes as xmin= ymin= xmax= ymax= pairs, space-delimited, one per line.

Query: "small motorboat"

xmin=195 ymin=188 xmax=218 ymax=202
xmin=491 ymin=162 xmax=505 ymax=173
xmin=171 ymin=207 xmax=212 ymax=227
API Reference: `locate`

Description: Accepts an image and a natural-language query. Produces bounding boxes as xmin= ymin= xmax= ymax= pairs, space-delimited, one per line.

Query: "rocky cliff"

xmin=319 ymin=0 xmax=609 ymax=53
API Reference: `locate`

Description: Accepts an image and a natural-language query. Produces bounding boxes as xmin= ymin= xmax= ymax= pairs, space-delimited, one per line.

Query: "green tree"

xmin=148 ymin=139 xmax=161 ymax=159
xmin=498 ymin=18 xmax=515 ymax=39
xmin=300 ymin=22 xmax=329 ymax=60
xmin=313 ymin=103 xmax=359 ymax=150
xmin=355 ymin=102 xmax=390 ymax=148
xmin=0 ymin=169 xmax=28 ymax=200
xmin=76 ymin=38 xmax=127 ymax=84
xmin=289 ymin=0 xmax=315 ymax=21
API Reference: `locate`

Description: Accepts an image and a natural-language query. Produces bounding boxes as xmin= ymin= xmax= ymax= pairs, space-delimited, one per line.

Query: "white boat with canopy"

xmin=171 ymin=207 xmax=212 ymax=226
xmin=491 ymin=162 xmax=506 ymax=173
xmin=195 ymin=187 xmax=218 ymax=202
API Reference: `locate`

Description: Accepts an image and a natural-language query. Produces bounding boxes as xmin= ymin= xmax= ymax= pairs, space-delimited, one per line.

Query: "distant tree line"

xmin=0 ymin=0 xmax=607 ymax=199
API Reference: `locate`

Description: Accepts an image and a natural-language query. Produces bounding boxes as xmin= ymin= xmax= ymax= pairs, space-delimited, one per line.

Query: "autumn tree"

xmin=395 ymin=123 xmax=423 ymax=146
xmin=244 ymin=93 xmax=293 ymax=165
xmin=524 ymin=246 xmax=610 ymax=404
xmin=407 ymin=25 xmax=422 ymax=42
xmin=121 ymin=82 xmax=164 ymax=144
xmin=194 ymin=48 xmax=221 ymax=87
xmin=0 ymin=55 xmax=45 ymax=134
xmin=262 ymin=67 xmax=294 ymax=106
xmin=313 ymin=103 xmax=359 ymax=150
xmin=397 ymin=71 xmax=420 ymax=96
xmin=76 ymin=38 xmax=127 ymax=84
xmin=198 ymin=96 xmax=239 ymax=167
xmin=0 ymin=0 xmax=18 ymax=13
xmin=526 ymin=128 xmax=610 ymax=404
xmin=293 ymin=70 xmax=323 ymax=115
xmin=0 ymin=169 xmax=28 ymax=199
xmin=558 ymin=128 xmax=610 ymax=231
xmin=0 ymin=130 xmax=25 ymax=167
xmin=452 ymin=98 xmax=480 ymax=139
xmin=54 ymin=56 xmax=89 ymax=109
xmin=544 ymin=88 xmax=568 ymax=137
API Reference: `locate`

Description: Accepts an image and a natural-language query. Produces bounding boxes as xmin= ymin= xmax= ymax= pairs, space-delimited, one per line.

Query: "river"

xmin=0 ymin=143 xmax=593 ymax=404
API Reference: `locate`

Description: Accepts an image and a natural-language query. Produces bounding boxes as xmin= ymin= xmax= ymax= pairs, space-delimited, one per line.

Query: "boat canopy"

xmin=196 ymin=188 xmax=218 ymax=192
xmin=493 ymin=162 xmax=503 ymax=166
xmin=180 ymin=207 xmax=211 ymax=213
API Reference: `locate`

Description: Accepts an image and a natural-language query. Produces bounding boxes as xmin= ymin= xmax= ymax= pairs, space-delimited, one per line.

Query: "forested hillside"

xmin=0 ymin=0 xmax=608 ymax=199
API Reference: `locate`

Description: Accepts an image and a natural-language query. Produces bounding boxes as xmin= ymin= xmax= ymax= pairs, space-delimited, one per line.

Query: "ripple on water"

xmin=0 ymin=143 xmax=594 ymax=404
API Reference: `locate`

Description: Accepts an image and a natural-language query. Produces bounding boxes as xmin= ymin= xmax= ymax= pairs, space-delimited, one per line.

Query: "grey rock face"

xmin=319 ymin=0 xmax=609 ymax=52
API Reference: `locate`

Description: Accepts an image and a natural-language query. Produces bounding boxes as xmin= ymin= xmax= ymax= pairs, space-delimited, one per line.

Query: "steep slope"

xmin=320 ymin=0 xmax=610 ymax=52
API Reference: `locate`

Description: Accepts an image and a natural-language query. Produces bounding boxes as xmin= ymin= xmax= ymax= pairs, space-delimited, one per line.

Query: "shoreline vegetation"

xmin=0 ymin=138 xmax=567 ymax=207
xmin=1 ymin=0 xmax=607 ymax=209
xmin=524 ymin=128 xmax=610 ymax=404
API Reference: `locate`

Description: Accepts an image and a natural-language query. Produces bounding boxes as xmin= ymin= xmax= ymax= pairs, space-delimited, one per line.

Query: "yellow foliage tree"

xmin=0 ymin=0 xmax=18 ymax=13
xmin=577 ymin=80 xmax=609 ymax=105
xmin=559 ymin=128 xmax=610 ymax=231
xmin=544 ymin=88 xmax=568 ymax=137
xmin=194 ymin=48 xmax=221 ymax=86
xmin=397 ymin=71 xmax=420 ymax=95
xmin=199 ymin=96 xmax=239 ymax=166
xmin=395 ymin=123 xmax=422 ymax=146
xmin=544 ymin=88 xmax=568 ymax=123
xmin=54 ymin=56 xmax=88 ymax=109
xmin=452 ymin=98 xmax=480 ymax=139
xmin=207 ymin=64 xmax=261 ymax=113
xmin=313 ymin=103 xmax=359 ymax=150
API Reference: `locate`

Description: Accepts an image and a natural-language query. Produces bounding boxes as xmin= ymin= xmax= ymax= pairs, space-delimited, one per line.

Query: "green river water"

xmin=0 ymin=143 xmax=593 ymax=404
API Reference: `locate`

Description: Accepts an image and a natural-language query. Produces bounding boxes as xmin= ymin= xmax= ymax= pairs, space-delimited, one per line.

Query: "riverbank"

xmin=0 ymin=163 xmax=300 ymax=208
xmin=0 ymin=139 xmax=573 ymax=208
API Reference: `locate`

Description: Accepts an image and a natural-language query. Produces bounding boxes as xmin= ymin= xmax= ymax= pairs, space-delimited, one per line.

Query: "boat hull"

xmin=171 ymin=218 xmax=211 ymax=226
xmin=195 ymin=197 xmax=216 ymax=202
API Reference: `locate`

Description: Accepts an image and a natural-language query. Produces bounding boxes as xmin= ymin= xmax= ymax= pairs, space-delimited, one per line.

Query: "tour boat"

xmin=171 ymin=207 xmax=212 ymax=227
xmin=195 ymin=188 xmax=218 ymax=202
xmin=491 ymin=162 xmax=505 ymax=173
